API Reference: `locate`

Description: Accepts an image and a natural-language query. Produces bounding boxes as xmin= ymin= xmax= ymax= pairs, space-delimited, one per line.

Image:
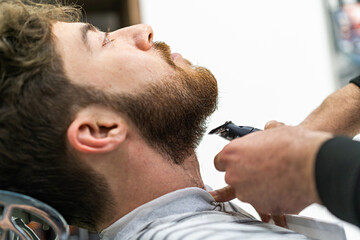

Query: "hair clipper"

xmin=208 ymin=121 xmax=261 ymax=141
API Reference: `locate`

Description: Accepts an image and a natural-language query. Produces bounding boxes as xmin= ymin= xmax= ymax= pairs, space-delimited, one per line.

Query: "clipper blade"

xmin=209 ymin=121 xmax=261 ymax=141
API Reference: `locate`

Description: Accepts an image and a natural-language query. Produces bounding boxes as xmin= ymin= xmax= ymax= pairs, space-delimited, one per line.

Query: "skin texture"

xmin=211 ymin=83 xmax=360 ymax=226
xmin=300 ymin=83 xmax=360 ymax=137
xmin=53 ymin=22 xmax=218 ymax=164
xmin=53 ymin=22 xmax=174 ymax=93
xmin=52 ymin=22 xmax=217 ymax=231
xmin=213 ymin=125 xmax=331 ymax=214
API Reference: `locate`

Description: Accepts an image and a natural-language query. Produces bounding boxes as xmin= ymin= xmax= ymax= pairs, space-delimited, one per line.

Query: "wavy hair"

xmin=0 ymin=0 xmax=113 ymax=230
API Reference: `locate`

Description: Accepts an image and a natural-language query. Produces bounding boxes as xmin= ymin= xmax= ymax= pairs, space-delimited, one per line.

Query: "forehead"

xmin=52 ymin=21 xmax=81 ymax=37
xmin=52 ymin=22 xmax=85 ymax=49
xmin=51 ymin=22 xmax=103 ymax=87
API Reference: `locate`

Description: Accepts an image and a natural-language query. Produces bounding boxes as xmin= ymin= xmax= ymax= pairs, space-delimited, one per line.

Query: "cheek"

xmin=71 ymin=48 xmax=177 ymax=92
xmin=87 ymin=60 xmax=153 ymax=93
xmin=108 ymin=54 xmax=174 ymax=84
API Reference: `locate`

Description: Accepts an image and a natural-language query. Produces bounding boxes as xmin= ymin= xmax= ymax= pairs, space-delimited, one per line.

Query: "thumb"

xmin=209 ymin=185 xmax=236 ymax=202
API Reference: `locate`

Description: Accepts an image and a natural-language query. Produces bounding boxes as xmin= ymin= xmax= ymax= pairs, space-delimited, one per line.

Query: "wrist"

xmin=304 ymin=129 xmax=333 ymax=205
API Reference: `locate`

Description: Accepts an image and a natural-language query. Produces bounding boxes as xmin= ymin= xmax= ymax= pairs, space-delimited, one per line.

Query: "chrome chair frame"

xmin=0 ymin=190 xmax=69 ymax=240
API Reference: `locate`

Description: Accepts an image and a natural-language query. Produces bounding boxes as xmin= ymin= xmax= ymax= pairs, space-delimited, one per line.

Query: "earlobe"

xmin=67 ymin=108 xmax=127 ymax=154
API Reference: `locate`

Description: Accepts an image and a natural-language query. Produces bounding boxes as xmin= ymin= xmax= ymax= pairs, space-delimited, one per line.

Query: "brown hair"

xmin=0 ymin=0 xmax=113 ymax=230
xmin=0 ymin=0 xmax=218 ymax=230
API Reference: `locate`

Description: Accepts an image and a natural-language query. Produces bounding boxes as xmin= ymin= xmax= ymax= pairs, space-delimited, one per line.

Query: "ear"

xmin=67 ymin=106 xmax=127 ymax=154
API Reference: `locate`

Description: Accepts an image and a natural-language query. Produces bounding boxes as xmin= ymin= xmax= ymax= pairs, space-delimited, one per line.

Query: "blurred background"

xmin=59 ymin=0 xmax=360 ymax=239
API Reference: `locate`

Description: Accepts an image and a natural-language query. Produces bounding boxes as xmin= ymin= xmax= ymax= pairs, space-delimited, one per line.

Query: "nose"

xmin=127 ymin=24 xmax=153 ymax=51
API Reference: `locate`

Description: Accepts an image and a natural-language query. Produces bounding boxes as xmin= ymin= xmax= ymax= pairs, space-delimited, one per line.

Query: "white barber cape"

xmin=100 ymin=187 xmax=310 ymax=240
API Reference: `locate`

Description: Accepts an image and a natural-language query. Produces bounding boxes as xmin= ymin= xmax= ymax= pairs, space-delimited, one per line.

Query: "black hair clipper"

xmin=209 ymin=121 xmax=261 ymax=141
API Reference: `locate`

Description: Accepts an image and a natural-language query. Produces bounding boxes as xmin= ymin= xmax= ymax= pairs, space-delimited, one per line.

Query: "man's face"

xmin=53 ymin=22 xmax=218 ymax=162
xmin=53 ymin=22 xmax=189 ymax=93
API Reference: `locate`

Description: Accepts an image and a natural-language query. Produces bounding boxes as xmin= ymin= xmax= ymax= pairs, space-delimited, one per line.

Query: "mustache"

xmin=153 ymin=41 xmax=176 ymax=67
xmin=153 ymin=41 xmax=194 ymax=67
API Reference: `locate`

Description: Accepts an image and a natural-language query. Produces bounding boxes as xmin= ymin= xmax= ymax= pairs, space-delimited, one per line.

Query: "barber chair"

xmin=0 ymin=190 xmax=69 ymax=240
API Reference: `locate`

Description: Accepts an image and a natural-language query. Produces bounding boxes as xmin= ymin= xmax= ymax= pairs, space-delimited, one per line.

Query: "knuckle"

xmin=265 ymin=120 xmax=278 ymax=129
xmin=265 ymin=120 xmax=286 ymax=130
xmin=222 ymin=142 xmax=242 ymax=156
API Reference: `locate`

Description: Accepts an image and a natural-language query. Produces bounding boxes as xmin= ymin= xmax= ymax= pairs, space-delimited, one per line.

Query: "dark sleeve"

xmin=350 ymin=75 xmax=360 ymax=88
xmin=315 ymin=136 xmax=360 ymax=226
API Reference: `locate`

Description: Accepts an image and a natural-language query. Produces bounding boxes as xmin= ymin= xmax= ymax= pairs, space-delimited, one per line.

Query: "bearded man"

xmin=0 ymin=1 xmax=312 ymax=239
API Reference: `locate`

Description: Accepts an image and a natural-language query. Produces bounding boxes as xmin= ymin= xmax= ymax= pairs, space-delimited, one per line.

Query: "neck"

xmin=97 ymin=132 xmax=205 ymax=231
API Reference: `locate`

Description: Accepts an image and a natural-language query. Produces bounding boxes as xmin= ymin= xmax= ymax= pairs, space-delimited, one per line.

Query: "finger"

xmin=264 ymin=120 xmax=285 ymax=130
xmin=209 ymin=185 xmax=236 ymax=202
xmin=258 ymin=212 xmax=271 ymax=223
xmin=272 ymin=215 xmax=288 ymax=228
xmin=214 ymin=151 xmax=226 ymax=172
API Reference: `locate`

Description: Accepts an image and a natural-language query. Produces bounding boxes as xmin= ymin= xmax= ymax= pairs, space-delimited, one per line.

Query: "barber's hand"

xmin=209 ymin=121 xmax=285 ymax=203
xmin=213 ymin=123 xmax=332 ymax=217
xmin=210 ymin=185 xmax=236 ymax=202
xmin=209 ymin=185 xmax=288 ymax=227
xmin=210 ymin=120 xmax=288 ymax=227
xmin=257 ymin=120 xmax=288 ymax=227
xmin=210 ymin=121 xmax=285 ymax=200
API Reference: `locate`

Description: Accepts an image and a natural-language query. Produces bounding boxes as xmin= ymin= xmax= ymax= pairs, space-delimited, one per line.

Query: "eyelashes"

xmin=102 ymin=28 xmax=114 ymax=46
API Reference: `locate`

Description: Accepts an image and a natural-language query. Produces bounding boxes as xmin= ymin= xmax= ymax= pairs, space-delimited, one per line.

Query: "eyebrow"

xmin=80 ymin=23 xmax=99 ymax=51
